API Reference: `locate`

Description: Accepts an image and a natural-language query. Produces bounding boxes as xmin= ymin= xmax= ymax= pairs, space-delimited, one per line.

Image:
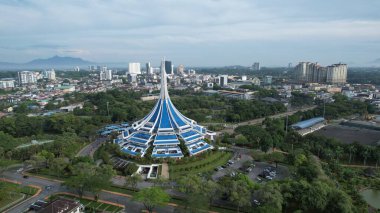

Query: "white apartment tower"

xmin=43 ymin=69 xmax=56 ymax=80
xmin=18 ymin=71 xmax=38 ymax=85
xmin=128 ymin=63 xmax=141 ymax=75
xmin=326 ymin=63 xmax=347 ymax=84
xmin=219 ymin=75 xmax=228 ymax=87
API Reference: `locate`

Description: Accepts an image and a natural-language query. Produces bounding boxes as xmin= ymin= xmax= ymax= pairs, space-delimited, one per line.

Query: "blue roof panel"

xmin=159 ymin=100 xmax=173 ymax=129
xmin=291 ymin=117 xmax=325 ymax=129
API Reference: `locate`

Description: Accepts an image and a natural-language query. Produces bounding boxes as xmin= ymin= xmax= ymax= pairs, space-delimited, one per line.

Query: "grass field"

xmin=52 ymin=194 xmax=124 ymax=213
xmin=169 ymin=151 xmax=233 ymax=179
xmin=0 ymin=181 xmax=38 ymax=211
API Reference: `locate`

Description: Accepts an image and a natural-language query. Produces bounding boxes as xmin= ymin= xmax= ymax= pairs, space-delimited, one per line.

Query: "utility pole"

xmin=285 ymin=114 xmax=288 ymax=134
xmin=106 ymin=101 xmax=110 ymax=116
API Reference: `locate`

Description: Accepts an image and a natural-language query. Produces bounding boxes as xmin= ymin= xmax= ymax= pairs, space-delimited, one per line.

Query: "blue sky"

xmin=0 ymin=0 xmax=379 ymax=66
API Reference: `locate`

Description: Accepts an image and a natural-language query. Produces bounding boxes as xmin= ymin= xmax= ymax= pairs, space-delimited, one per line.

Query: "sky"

xmin=0 ymin=0 xmax=380 ymax=67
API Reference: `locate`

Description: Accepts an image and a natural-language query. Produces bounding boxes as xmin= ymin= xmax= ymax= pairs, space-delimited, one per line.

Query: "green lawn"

xmin=52 ymin=194 xmax=124 ymax=213
xmin=169 ymin=151 xmax=233 ymax=179
xmin=0 ymin=181 xmax=38 ymax=211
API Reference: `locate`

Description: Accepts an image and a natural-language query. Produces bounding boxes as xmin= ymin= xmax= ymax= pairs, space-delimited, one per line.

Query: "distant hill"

xmin=0 ymin=56 xmax=93 ymax=70
xmin=26 ymin=55 xmax=92 ymax=66
xmin=370 ymin=58 xmax=380 ymax=64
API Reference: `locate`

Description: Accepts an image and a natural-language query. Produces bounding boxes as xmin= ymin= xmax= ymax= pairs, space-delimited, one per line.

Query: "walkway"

xmin=161 ymin=163 xmax=169 ymax=179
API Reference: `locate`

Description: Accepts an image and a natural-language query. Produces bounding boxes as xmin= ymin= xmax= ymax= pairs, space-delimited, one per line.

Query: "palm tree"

xmin=362 ymin=147 xmax=371 ymax=166
xmin=348 ymin=145 xmax=357 ymax=164
xmin=335 ymin=146 xmax=344 ymax=163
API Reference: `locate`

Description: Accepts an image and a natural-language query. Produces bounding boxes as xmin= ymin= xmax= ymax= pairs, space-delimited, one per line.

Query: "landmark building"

xmin=114 ymin=61 xmax=214 ymax=158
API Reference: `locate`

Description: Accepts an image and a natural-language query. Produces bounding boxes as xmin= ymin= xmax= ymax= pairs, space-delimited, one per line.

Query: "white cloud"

xmin=0 ymin=0 xmax=379 ymax=65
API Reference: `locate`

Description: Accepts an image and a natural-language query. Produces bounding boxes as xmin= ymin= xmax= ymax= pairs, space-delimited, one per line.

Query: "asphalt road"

xmin=76 ymin=137 xmax=107 ymax=157
xmin=3 ymin=167 xmax=176 ymax=213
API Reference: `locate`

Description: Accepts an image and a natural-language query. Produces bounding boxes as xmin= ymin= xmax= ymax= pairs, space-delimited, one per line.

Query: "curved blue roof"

xmin=291 ymin=117 xmax=325 ymax=129
xmin=116 ymin=60 xmax=214 ymax=158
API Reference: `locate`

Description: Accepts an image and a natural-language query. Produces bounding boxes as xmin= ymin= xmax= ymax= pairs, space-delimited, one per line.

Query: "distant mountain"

xmin=0 ymin=55 xmax=93 ymax=70
xmin=26 ymin=55 xmax=92 ymax=66
xmin=370 ymin=58 xmax=380 ymax=64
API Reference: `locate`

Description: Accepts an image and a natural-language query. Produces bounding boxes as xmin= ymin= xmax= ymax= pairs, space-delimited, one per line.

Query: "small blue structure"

xmin=291 ymin=117 xmax=325 ymax=130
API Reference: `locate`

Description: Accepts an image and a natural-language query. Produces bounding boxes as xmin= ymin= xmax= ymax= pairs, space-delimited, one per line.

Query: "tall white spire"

xmin=160 ymin=60 xmax=169 ymax=99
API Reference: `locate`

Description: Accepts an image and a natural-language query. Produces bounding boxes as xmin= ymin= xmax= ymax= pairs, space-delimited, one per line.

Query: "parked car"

xmin=246 ymin=167 xmax=253 ymax=173
xmin=266 ymin=176 xmax=273 ymax=180
xmin=253 ymin=199 xmax=261 ymax=206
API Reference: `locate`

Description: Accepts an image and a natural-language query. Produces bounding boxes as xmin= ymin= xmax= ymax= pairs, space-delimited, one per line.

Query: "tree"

xmin=300 ymin=181 xmax=330 ymax=212
xmin=202 ymin=180 xmax=219 ymax=206
xmin=65 ymin=163 xmax=115 ymax=198
xmin=361 ymin=147 xmax=371 ymax=166
xmin=325 ymin=189 xmax=354 ymax=213
xmin=123 ymin=163 xmax=138 ymax=176
xmin=229 ymin=180 xmax=252 ymax=212
xmin=125 ymin=175 xmax=142 ymax=190
xmin=335 ymin=146 xmax=344 ymax=163
xmin=347 ymin=145 xmax=357 ymax=164
xmin=257 ymin=183 xmax=283 ymax=212
xmin=177 ymin=174 xmax=202 ymax=194
xmin=5 ymin=151 xmax=12 ymax=160
xmin=49 ymin=157 xmax=68 ymax=176
xmin=133 ymin=187 xmax=170 ymax=213
xmin=266 ymin=152 xmax=285 ymax=168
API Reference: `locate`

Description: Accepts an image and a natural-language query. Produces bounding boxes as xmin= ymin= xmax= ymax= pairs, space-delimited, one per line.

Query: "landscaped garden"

xmin=50 ymin=194 xmax=124 ymax=213
xmin=0 ymin=180 xmax=39 ymax=212
xmin=169 ymin=151 xmax=233 ymax=179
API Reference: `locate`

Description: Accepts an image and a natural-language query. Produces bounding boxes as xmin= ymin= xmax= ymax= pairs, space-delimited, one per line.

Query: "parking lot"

xmin=111 ymin=157 xmax=132 ymax=169
xmin=211 ymin=152 xmax=290 ymax=182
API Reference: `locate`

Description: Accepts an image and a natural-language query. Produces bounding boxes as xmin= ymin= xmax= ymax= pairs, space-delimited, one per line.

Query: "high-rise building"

xmin=252 ymin=62 xmax=260 ymax=71
xmin=288 ymin=63 xmax=293 ymax=68
xmin=146 ymin=62 xmax=151 ymax=74
xmin=219 ymin=75 xmax=228 ymax=87
xmin=177 ymin=64 xmax=185 ymax=75
xmin=74 ymin=66 xmax=80 ymax=72
xmin=105 ymin=69 xmax=112 ymax=80
xmin=18 ymin=71 xmax=38 ymax=85
xmin=326 ymin=63 xmax=347 ymax=84
xmin=164 ymin=61 xmax=173 ymax=75
xmin=128 ymin=63 xmax=141 ymax=75
xmin=0 ymin=79 xmax=15 ymax=89
xmin=263 ymin=76 xmax=273 ymax=84
xmin=294 ymin=62 xmax=347 ymax=84
xmin=42 ymin=69 xmax=56 ymax=80
xmin=100 ymin=68 xmax=112 ymax=81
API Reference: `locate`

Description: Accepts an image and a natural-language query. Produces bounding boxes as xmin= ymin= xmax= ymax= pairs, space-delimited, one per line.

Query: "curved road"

xmin=3 ymin=167 xmax=176 ymax=213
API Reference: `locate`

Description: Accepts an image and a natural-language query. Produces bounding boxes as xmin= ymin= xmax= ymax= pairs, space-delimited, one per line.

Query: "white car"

xmin=266 ymin=176 xmax=273 ymax=180
xmin=253 ymin=199 xmax=261 ymax=206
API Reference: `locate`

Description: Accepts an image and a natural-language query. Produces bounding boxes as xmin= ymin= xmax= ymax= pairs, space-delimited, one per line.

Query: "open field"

xmin=315 ymin=125 xmax=380 ymax=146
xmin=169 ymin=151 xmax=233 ymax=179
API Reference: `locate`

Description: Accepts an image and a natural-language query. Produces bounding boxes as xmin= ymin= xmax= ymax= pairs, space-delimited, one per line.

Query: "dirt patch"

xmin=315 ymin=125 xmax=380 ymax=146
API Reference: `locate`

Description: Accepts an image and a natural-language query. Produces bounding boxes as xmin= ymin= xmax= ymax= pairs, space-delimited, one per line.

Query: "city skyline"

xmin=1 ymin=0 xmax=380 ymax=66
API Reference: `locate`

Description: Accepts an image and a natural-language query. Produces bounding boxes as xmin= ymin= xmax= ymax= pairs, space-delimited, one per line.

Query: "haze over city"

xmin=1 ymin=0 xmax=380 ymax=66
